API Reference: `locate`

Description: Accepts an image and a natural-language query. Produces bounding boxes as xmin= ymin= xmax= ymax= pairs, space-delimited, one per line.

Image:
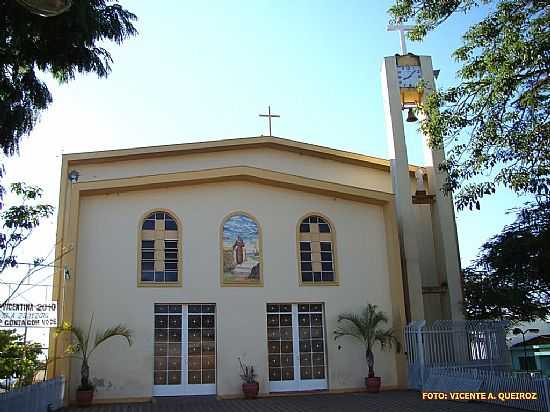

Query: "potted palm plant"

xmin=238 ymin=357 xmax=259 ymax=398
xmin=56 ymin=315 xmax=133 ymax=406
xmin=334 ymin=303 xmax=400 ymax=393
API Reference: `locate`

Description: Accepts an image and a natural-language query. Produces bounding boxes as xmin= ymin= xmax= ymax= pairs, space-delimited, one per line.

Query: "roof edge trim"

xmin=64 ymin=136 xmax=420 ymax=174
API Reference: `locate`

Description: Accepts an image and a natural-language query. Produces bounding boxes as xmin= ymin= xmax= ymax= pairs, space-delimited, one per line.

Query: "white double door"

xmin=267 ymin=303 xmax=328 ymax=392
xmin=152 ymin=304 xmax=216 ymax=396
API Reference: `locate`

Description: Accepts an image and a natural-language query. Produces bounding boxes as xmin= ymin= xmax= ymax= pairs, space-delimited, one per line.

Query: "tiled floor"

xmin=63 ymin=391 xmax=520 ymax=411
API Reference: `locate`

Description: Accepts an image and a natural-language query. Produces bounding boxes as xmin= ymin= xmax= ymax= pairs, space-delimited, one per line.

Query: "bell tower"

xmin=381 ymin=27 xmax=463 ymax=322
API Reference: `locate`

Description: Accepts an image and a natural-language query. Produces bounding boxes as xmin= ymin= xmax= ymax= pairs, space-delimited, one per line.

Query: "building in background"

xmin=508 ymin=320 xmax=550 ymax=377
xmin=510 ymin=335 xmax=550 ymax=377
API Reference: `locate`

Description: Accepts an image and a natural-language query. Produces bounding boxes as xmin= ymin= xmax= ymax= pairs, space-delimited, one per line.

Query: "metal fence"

xmin=0 ymin=376 xmax=64 ymax=412
xmin=404 ymin=320 xmax=550 ymax=411
xmin=404 ymin=320 xmax=511 ymax=389
xmin=428 ymin=366 xmax=550 ymax=412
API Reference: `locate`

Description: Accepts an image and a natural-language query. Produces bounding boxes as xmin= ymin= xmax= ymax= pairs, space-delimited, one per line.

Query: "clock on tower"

xmin=396 ymin=54 xmax=423 ymax=111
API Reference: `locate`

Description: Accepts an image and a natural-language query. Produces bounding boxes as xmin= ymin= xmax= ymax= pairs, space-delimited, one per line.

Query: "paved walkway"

xmin=63 ymin=391 xmax=520 ymax=412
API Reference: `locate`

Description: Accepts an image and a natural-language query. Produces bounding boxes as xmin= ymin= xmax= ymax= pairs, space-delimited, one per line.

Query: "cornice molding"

xmin=63 ymin=136 xmax=420 ymax=175
xmin=75 ymin=165 xmax=394 ymax=205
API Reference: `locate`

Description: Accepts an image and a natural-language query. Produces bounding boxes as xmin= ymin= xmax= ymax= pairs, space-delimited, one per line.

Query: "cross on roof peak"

xmin=259 ymin=105 xmax=280 ymax=137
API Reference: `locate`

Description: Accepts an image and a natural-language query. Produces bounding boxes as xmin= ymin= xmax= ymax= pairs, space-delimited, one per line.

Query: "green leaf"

xmin=0 ymin=1 xmax=138 ymax=157
xmin=333 ymin=303 xmax=400 ymax=375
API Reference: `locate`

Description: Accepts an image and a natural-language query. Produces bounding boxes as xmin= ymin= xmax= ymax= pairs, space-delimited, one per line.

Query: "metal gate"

xmin=404 ymin=320 xmax=510 ymax=389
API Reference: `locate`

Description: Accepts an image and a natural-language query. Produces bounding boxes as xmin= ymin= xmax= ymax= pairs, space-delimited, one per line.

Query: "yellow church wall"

xmin=69 ymin=181 xmax=403 ymax=401
xmin=72 ymin=147 xmax=396 ymax=194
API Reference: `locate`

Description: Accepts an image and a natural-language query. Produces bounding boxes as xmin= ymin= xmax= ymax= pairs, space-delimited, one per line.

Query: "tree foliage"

xmin=0 ymin=1 xmax=135 ymax=300
xmin=390 ymin=0 xmax=550 ymax=210
xmin=56 ymin=315 xmax=133 ymax=390
xmin=462 ymin=200 xmax=550 ymax=321
xmin=0 ymin=0 xmax=137 ymax=157
xmin=0 ymin=182 xmax=55 ymax=304
xmin=0 ymin=183 xmax=54 ymax=271
xmin=334 ymin=303 xmax=400 ymax=377
xmin=0 ymin=329 xmax=43 ymax=389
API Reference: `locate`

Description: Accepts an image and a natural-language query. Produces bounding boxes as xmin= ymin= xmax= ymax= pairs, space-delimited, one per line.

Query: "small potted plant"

xmin=56 ymin=315 xmax=133 ymax=406
xmin=238 ymin=357 xmax=259 ymax=398
xmin=334 ymin=303 xmax=400 ymax=393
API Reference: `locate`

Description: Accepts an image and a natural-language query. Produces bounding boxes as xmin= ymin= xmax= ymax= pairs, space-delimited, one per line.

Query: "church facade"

xmin=47 ymin=136 xmax=455 ymax=403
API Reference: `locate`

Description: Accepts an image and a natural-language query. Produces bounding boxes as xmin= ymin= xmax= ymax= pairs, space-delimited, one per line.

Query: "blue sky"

xmin=3 ymin=0 xmax=528 ymax=282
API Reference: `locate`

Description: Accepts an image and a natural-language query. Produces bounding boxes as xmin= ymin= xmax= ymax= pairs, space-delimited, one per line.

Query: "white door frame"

xmin=153 ymin=304 xmax=216 ymax=396
xmin=268 ymin=303 xmax=328 ymax=392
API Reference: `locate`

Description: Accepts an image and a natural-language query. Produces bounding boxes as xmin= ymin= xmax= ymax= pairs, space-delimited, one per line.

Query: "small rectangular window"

xmin=142 ymin=251 xmax=154 ymax=260
xmin=300 ymin=242 xmax=311 ymax=251
xmin=142 ymin=261 xmax=154 ymax=271
xmin=302 ymin=272 xmax=313 ymax=282
xmin=320 ymin=242 xmax=332 ymax=251
xmin=310 ymin=304 xmax=322 ymax=312
xmin=519 ymin=356 xmax=537 ymax=371
xmin=165 ymin=220 xmax=177 ymax=230
xmin=280 ymin=304 xmax=292 ymax=313
xmin=165 ymin=251 xmax=178 ymax=260
xmin=300 ymin=252 xmax=312 ymax=262
xmin=165 ymin=271 xmax=178 ymax=282
xmin=321 ymin=262 xmax=333 ymax=271
xmin=168 ymin=304 xmax=182 ymax=313
xmin=301 ymin=262 xmax=312 ymax=272
xmin=299 ymin=224 xmax=310 ymax=233
xmin=202 ymin=304 xmax=215 ymax=313
xmin=321 ymin=272 xmax=334 ymax=282
xmin=165 ymin=240 xmax=177 ymax=249
xmin=267 ymin=304 xmax=280 ymax=313
xmin=142 ymin=220 xmax=155 ymax=230
xmin=319 ymin=223 xmax=330 ymax=233
xmin=320 ymin=252 xmax=332 ymax=262
xmin=165 ymin=262 xmax=178 ymax=270
xmin=155 ymin=304 xmax=169 ymax=313
xmin=188 ymin=305 xmax=202 ymax=313
xmin=141 ymin=271 xmax=154 ymax=281
xmin=142 ymin=240 xmax=155 ymax=249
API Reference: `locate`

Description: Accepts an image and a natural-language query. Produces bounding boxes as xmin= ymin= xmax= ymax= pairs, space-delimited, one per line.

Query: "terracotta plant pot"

xmin=76 ymin=388 xmax=94 ymax=407
xmin=242 ymin=382 xmax=259 ymax=399
xmin=365 ymin=376 xmax=381 ymax=393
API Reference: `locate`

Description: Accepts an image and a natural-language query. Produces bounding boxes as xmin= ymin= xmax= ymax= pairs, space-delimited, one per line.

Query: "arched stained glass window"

xmin=139 ymin=211 xmax=181 ymax=284
xmin=297 ymin=214 xmax=337 ymax=284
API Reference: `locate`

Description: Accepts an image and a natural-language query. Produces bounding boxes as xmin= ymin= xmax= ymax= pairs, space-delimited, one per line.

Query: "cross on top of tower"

xmin=387 ymin=23 xmax=415 ymax=55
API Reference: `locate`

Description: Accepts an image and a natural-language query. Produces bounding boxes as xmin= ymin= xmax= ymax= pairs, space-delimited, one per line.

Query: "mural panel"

xmin=221 ymin=213 xmax=262 ymax=286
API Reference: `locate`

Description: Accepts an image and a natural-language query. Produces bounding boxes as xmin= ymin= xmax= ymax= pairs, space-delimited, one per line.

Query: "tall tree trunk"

xmin=81 ymin=358 xmax=90 ymax=389
xmin=366 ymin=348 xmax=374 ymax=377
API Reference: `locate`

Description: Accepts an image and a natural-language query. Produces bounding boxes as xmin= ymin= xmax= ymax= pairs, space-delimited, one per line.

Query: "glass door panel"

xmin=187 ymin=304 xmax=216 ymax=386
xmin=267 ymin=304 xmax=294 ymax=383
xmin=153 ymin=304 xmax=216 ymax=396
xmin=298 ymin=304 xmax=327 ymax=383
xmin=267 ymin=303 xmax=327 ymax=392
xmin=154 ymin=304 xmax=182 ymax=386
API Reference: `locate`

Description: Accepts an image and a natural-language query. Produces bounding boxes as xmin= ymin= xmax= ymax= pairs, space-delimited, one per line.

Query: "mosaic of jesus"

xmin=222 ymin=214 xmax=262 ymax=285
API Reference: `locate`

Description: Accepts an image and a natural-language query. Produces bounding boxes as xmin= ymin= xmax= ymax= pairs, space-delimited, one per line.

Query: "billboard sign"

xmin=0 ymin=301 xmax=58 ymax=328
